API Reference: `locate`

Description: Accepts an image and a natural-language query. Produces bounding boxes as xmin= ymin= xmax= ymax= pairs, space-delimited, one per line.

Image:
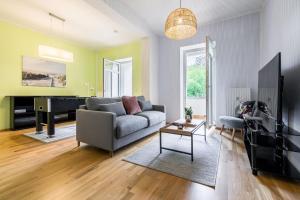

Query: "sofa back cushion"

xmin=138 ymin=100 xmax=153 ymax=111
xmin=86 ymin=97 xmax=121 ymax=110
xmin=136 ymin=111 xmax=166 ymax=127
xmin=137 ymin=96 xmax=145 ymax=102
xmin=122 ymin=96 xmax=141 ymax=115
xmin=97 ymin=102 xmax=126 ymax=116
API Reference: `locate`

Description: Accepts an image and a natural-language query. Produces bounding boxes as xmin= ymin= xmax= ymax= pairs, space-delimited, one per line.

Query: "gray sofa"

xmin=76 ymin=96 xmax=166 ymax=155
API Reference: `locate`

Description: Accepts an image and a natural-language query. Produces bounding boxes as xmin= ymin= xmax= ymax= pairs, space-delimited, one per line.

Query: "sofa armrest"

xmin=76 ymin=109 xmax=116 ymax=151
xmin=152 ymin=104 xmax=166 ymax=113
xmin=79 ymin=105 xmax=87 ymax=109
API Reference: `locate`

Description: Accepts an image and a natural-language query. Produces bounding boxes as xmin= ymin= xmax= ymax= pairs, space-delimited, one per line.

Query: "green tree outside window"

xmin=186 ymin=64 xmax=206 ymax=98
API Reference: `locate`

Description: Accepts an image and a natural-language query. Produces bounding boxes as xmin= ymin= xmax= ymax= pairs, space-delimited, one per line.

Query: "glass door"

xmin=115 ymin=57 xmax=133 ymax=96
xmin=103 ymin=59 xmax=121 ymax=97
xmin=184 ymin=48 xmax=206 ymax=119
xmin=206 ymin=36 xmax=216 ymax=126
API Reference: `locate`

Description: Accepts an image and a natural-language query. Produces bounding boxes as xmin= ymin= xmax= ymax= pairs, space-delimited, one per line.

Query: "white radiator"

xmin=226 ymin=88 xmax=251 ymax=116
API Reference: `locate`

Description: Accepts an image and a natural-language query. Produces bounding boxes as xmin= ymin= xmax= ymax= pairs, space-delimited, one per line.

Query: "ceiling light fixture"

xmin=38 ymin=13 xmax=73 ymax=63
xmin=49 ymin=12 xmax=65 ymax=22
xmin=165 ymin=0 xmax=197 ymax=40
xmin=39 ymin=45 xmax=74 ymax=63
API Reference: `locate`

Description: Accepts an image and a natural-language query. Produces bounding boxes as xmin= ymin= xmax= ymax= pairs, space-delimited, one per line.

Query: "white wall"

xmin=148 ymin=36 xmax=160 ymax=104
xmin=260 ymin=0 xmax=300 ymax=131
xmin=91 ymin=0 xmax=160 ymax=104
xmin=158 ymin=13 xmax=260 ymax=123
xmin=141 ymin=36 xmax=160 ymax=104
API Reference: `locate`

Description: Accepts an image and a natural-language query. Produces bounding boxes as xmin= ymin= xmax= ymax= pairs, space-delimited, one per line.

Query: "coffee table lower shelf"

xmin=159 ymin=131 xmax=194 ymax=161
xmin=159 ymin=119 xmax=206 ymax=161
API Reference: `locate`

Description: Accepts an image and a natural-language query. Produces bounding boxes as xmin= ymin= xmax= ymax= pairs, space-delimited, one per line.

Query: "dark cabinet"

xmin=10 ymin=96 xmax=36 ymax=129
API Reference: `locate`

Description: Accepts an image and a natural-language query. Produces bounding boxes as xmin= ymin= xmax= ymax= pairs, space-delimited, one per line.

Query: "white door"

xmin=103 ymin=59 xmax=121 ymax=97
xmin=116 ymin=57 xmax=133 ymax=96
xmin=206 ymin=36 xmax=216 ymax=126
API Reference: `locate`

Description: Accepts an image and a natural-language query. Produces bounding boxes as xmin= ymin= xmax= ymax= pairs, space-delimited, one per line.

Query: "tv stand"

xmin=244 ymin=117 xmax=300 ymax=180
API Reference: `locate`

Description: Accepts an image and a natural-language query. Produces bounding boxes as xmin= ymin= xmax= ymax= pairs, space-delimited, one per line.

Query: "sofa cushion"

xmin=122 ymin=96 xmax=142 ymax=115
xmin=86 ymin=97 xmax=121 ymax=110
xmin=97 ymin=102 xmax=126 ymax=116
xmin=137 ymin=111 xmax=166 ymax=127
xmin=138 ymin=100 xmax=153 ymax=111
xmin=116 ymin=115 xmax=148 ymax=138
xmin=137 ymin=96 xmax=145 ymax=102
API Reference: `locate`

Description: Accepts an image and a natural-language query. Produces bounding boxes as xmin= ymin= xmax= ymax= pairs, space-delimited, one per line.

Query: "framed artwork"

xmin=22 ymin=56 xmax=66 ymax=87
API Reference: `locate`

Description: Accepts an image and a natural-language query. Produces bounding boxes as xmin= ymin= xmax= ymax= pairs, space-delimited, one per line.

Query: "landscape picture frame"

xmin=22 ymin=56 xmax=66 ymax=88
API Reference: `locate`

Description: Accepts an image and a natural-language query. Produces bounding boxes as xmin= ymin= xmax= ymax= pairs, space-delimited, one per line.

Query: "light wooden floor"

xmin=0 ymin=124 xmax=300 ymax=200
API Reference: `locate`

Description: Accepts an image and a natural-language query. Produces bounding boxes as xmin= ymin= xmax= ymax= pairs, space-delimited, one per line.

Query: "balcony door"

xmin=180 ymin=38 xmax=216 ymax=125
xmin=184 ymin=47 xmax=206 ymax=119
xmin=206 ymin=36 xmax=216 ymax=126
xmin=103 ymin=59 xmax=121 ymax=97
xmin=103 ymin=58 xmax=132 ymax=98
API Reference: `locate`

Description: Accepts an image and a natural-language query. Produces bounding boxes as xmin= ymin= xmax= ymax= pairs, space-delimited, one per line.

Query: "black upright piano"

xmin=34 ymin=96 xmax=86 ymax=137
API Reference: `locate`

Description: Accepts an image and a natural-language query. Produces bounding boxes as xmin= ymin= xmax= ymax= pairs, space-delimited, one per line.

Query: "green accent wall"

xmin=98 ymin=40 xmax=143 ymax=96
xmin=0 ymin=21 xmax=97 ymax=130
xmin=0 ymin=21 xmax=145 ymax=131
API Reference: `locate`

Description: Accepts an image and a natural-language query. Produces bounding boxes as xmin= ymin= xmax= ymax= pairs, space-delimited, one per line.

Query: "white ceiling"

xmin=120 ymin=0 xmax=266 ymax=35
xmin=0 ymin=0 xmax=146 ymax=49
xmin=0 ymin=0 xmax=265 ymax=48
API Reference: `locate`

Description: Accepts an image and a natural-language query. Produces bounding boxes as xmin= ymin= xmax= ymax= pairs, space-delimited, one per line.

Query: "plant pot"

xmin=185 ymin=115 xmax=192 ymax=123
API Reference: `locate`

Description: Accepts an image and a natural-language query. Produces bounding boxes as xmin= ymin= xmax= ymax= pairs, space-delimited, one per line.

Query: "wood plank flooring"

xmin=0 ymin=124 xmax=300 ymax=200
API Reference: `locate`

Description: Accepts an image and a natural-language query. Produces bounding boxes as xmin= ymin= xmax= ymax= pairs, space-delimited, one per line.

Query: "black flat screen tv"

xmin=257 ymin=52 xmax=283 ymax=133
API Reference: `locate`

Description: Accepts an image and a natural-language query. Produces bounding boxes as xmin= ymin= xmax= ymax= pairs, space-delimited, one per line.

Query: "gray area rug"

xmin=123 ymin=132 xmax=221 ymax=187
xmin=24 ymin=125 xmax=76 ymax=143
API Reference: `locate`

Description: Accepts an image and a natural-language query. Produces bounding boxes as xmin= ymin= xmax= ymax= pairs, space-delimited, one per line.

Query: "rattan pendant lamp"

xmin=165 ymin=0 xmax=197 ymax=40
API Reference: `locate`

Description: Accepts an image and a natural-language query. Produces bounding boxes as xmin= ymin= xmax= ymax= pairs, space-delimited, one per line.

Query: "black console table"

xmin=244 ymin=117 xmax=300 ymax=180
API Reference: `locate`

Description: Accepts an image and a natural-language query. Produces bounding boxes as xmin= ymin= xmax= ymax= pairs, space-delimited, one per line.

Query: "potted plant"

xmin=184 ymin=107 xmax=193 ymax=123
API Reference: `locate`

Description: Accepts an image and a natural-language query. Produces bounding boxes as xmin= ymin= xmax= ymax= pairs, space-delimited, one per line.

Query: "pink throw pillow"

xmin=122 ymin=96 xmax=142 ymax=115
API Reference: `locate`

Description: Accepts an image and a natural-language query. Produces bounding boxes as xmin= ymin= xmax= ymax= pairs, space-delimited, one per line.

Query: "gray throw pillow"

xmin=97 ymin=102 xmax=126 ymax=116
xmin=138 ymin=100 xmax=153 ymax=111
